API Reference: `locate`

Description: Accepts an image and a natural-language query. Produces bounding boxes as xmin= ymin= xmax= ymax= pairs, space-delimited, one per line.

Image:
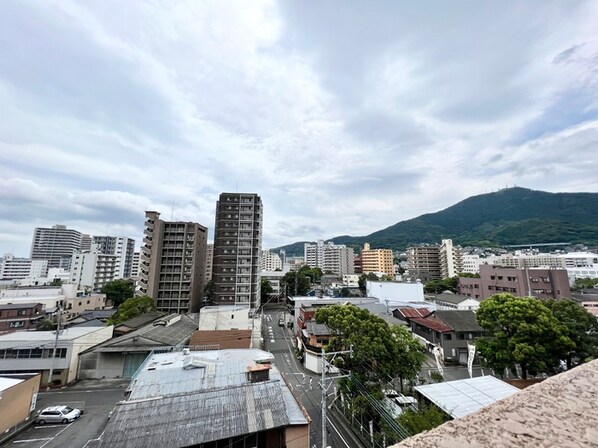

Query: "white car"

xmin=37 ymin=405 xmax=82 ymax=424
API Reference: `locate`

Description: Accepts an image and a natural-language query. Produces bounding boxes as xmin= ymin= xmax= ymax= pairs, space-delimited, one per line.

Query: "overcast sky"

xmin=1 ymin=1 xmax=598 ymax=256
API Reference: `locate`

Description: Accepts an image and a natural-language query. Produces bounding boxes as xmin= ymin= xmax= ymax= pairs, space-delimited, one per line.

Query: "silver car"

xmin=37 ymin=405 xmax=81 ymax=424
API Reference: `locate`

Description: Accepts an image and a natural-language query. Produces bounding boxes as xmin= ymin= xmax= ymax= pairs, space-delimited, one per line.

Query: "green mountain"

xmin=273 ymin=187 xmax=598 ymax=256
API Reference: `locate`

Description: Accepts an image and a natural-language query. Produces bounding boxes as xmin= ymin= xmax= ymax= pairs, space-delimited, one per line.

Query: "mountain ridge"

xmin=272 ymin=187 xmax=598 ymax=256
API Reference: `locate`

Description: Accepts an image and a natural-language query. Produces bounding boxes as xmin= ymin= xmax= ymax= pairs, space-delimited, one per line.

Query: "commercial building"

xmin=304 ymin=240 xmax=354 ymax=275
xmin=0 ymin=303 xmax=44 ymax=331
xmin=190 ymin=305 xmax=262 ymax=349
xmin=262 ymin=249 xmax=283 ymax=271
xmin=361 ymin=243 xmax=394 ymax=277
xmin=0 ymin=326 xmax=113 ymax=385
xmin=139 ymin=211 xmax=208 ymax=314
xmin=212 ymin=193 xmax=263 ymax=307
xmin=366 ymin=281 xmax=425 ymax=304
xmin=93 ymin=236 xmax=135 ymax=279
xmin=461 ymin=254 xmax=483 ymax=274
xmin=88 ymin=349 xmax=310 ymax=448
xmin=30 ymin=225 xmax=83 ymax=268
xmin=459 ymin=265 xmax=571 ymax=300
xmin=0 ymin=254 xmax=48 ymax=280
xmin=70 ymin=248 xmax=118 ymax=292
xmin=261 ymin=270 xmax=286 ymax=298
xmin=0 ymin=374 xmax=41 ymax=436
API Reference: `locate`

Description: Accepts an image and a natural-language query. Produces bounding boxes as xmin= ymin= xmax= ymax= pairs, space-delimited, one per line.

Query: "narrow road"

xmin=263 ymin=309 xmax=365 ymax=448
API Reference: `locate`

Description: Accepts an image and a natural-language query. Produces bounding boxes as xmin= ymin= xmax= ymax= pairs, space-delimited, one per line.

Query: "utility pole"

xmin=320 ymin=346 xmax=353 ymax=448
xmin=47 ymin=304 xmax=62 ymax=390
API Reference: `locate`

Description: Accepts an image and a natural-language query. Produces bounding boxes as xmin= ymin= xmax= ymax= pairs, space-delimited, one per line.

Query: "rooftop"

xmin=0 ymin=326 xmax=109 ymax=349
xmin=395 ymin=360 xmax=598 ymax=447
xmin=114 ymin=311 xmax=164 ymax=331
xmin=414 ymin=376 xmax=519 ymax=419
xmin=0 ymin=302 xmax=42 ymax=310
xmin=92 ymin=349 xmax=308 ymax=448
xmin=0 ymin=376 xmax=23 ymax=392
xmin=426 ymin=292 xmax=477 ymax=305
xmin=410 ymin=316 xmax=453 ymax=333
xmin=434 ymin=310 xmax=485 ymax=332
xmin=394 ymin=307 xmax=432 ymax=319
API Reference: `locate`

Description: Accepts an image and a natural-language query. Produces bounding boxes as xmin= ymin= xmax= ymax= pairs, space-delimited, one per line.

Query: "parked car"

xmin=37 ymin=406 xmax=82 ymax=424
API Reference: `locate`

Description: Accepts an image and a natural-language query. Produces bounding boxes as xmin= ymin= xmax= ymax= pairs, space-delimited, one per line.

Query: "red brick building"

xmin=0 ymin=303 xmax=44 ymax=331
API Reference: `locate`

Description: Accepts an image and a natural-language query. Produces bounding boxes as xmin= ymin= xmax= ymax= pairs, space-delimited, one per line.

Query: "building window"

xmin=17 ymin=309 xmax=27 ymax=316
xmin=9 ymin=321 xmax=25 ymax=328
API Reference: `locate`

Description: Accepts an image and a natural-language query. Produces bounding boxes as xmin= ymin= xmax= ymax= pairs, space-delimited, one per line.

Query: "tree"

xmin=339 ymin=287 xmax=352 ymax=298
xmin=203 ymin=279 xmax=215 ymax=305
xmin=281 ymin=271 xmax=310 ymax=296
xmin=299 ymin=266 xmax=323 ymax=284
xmin=476 ymin=294 xmax=575 ymax=379
xmin=545 ymin=299 xmax=598 ymax=368
xmin=50 ymin=278 xmax=62 ymax=286
xmin=36 ymin=319 xmax=56 ymax=331
xmin=572 ymin=277 xmax=598 ymax=291
xmin=424 ymin=276 xmax=458 ymax=294
xmin=101 ymin=279 xmax=135 ymax=307
xmin=398 ymin=405 xmax=451 ymax=435
xmin=260 ymin=278 xmax=273 ymax=302
xmin=458 ymin=272 xmax=480 ymax=278
xmin=315 ymin=305 xmax=425 ymax=387
xmin=358 ymin=273 xmax=379 ymax=294
xmin=107 ymin=295 xmax=157 ymax=326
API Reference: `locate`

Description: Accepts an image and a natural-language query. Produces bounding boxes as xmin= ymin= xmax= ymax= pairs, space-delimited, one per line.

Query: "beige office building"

xmin=360 ymin=243 xmax=394 ymax=277
xmin=139 ymin=211 xmax=208 ymax=314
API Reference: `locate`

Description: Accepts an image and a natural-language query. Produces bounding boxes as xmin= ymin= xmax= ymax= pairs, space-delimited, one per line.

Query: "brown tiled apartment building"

xmin=0 ymin=303 xmax=44 ymax=331
xmin=459 ymin=264 xmax=571 ymax=300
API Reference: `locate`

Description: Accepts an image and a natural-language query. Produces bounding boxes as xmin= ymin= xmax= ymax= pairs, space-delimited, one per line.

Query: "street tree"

xmin=203 ymin=279 xmax=214 ymax=304
xmin=281 ymin=271 xmax=310 ymax=296
xmin=260 ymin=278 xmax=274 ymax=303
xmin=107 ymin=295 xmax=157 ymax=325
xmin=101 ymin=279 xmax=135 ymax=307
xmin=476 ymin=294 xmax=574 ymax=379
xmin=545 ymin=299 xmax=598 ymax=368
xmin=423 ymin=276 xmax=458 ymax=294
xmin=315 ymin=304 xmax=425 ymax=388
xmin=299 ymin=266 xmax=323 ymax=283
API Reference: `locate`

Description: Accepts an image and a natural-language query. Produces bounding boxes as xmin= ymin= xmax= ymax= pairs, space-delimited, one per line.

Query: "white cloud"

xmin=0 ymin=0 xmax=597 ymax=256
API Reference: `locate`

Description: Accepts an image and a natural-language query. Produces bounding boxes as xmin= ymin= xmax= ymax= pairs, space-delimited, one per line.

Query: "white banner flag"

xmin=467 ymin=343 xmax=476 ymax=378
xmin=433 ymin=346 xmax=444 ymax=377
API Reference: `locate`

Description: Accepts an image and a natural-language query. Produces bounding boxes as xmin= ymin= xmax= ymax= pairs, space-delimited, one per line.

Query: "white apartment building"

xmin=93 ymin=236 xmax=135 ymax=279
xmin=70 ymin=249 xmax=117 ymax=292
xmin=261 ymin=270 xmax=287 ymax=296
xmin=261 ymin=250 xmax=282 ymax=271
xmin=205 ymin=244 xmax=213 ymax=281
xmin=131 ymin=252 xmax=140 ymax=278
xmin=30 ymin=225 xmax=83 ymax=269
xmin=461 ymin=254 xmax=484 ymax=274
xmin=304 ymin=240 xmax=355 ymax=275
xmin=342 ymin=274 xmax=360 ymax=288
xmin=0 ymin=254 xmax=48 ymax=280
xmin=439 ymin=239 xmax=463 ymax=278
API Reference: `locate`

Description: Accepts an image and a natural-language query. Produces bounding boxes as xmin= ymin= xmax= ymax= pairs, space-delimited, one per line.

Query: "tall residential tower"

xmin=212 ymin=193 xmax=263 ymax=308
xmin=139 ymin=211 xmax=208 ymax=313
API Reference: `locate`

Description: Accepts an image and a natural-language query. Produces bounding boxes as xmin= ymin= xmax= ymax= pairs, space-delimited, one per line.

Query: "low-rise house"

xmin=87 ymin=349 xmax=310 ymax=448
xmin=0 ymin=326 xmax=113 ymax=385
xmin=197 ymin=305 xmax=261 ymax=348
xmin=0 ymin=374 xmax=41 ymax=437
xmin=65 ymin=309 xmax=116 ymax=327
xmin=425 ymin=292 xmax=481 ymax=311
xmin=410 ymin=310 xmax=486 ymax=364
xmin=78 ymin=314 xmax=198 ymax=379
xmin=0 ymin=303 xmax=44 ymax=331
xmin=112 ymin=311 xmax=164 ymax=336
xmin=65 ymin=294 xmax=107 ymax=318
xmin=392 ymin=307 xmax=433 ymax=325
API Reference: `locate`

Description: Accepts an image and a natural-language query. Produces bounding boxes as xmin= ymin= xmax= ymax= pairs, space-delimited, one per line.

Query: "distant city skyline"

xmin=1 ymin=2 xmax=598 ymax=256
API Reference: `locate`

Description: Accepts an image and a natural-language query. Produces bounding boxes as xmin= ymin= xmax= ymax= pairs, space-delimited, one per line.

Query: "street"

xmin=263 ymin=308 xmax=365 ymax=448
xmin=2 ymin=380 xmax=128 ymax=448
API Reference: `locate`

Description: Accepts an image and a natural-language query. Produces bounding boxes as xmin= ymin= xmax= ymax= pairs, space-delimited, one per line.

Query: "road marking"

xmin=38 ymin=423 xmax=71 ymax=448
xmin=327 ymin=416 xmax=351 ymax=448
xmin=13 ymin=438 xmax=53 ymax=443
xmin=270 ymin=339 xmax=275 ymax=343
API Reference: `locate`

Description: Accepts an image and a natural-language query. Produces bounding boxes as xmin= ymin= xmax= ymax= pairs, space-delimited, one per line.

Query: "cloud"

xmin=0 ymin=0 xmax=597 ymax=256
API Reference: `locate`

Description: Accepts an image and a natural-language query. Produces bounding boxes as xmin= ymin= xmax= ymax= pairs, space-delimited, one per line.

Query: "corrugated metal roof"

xmin=415 ymin=376 xmax=519 ymax=418
xmin=427 ymin=293 xmax=475 ymax=305
xmin=396 ymin=307 xmax=432 ymax=318
xmin=410 ymin=316 xmax=453 ymax=332
xmin=306 ymin=321 xmax=331 ymax=336
xmin=95 ymin=349 xmax=308 ymax=448
xmin=435 ymin=310 xmax=485 ymax=332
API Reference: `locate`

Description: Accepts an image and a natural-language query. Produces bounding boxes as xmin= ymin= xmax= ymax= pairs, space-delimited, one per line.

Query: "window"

xmin=444 ymin=334 xmax=452 ymax=340
xmin=9 ymin=321 xmax=25 ymax=328
xmin=17 ymin=309 xmax=27 ymax=316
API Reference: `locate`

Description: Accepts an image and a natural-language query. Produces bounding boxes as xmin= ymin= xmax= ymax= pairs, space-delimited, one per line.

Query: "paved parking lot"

xmin=3 ymin=381 xmax=128 ymax=448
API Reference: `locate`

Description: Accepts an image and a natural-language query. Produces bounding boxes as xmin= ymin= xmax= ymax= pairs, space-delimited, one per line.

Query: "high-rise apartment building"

xmin=30 ymin=225 xmax=83 ymax=268
xmin=139 ymin=211 xmax=208 ymax=313
xmin=0 ymin=254 xmax=48 ymax=280
xmin=261 ymin=250 xmax=282 ymax=271
xmin=407 ymin=245 xmax=441 ymax=282
xmin=81 ymin=234 xmax=93 ymax=252
xmin=70 ymin=248 xmax=118 ymax=292
xmin=304 ymin=240 xmax=355 ymax=275
xmin=212 ymin=193 xmax=263 ymax=307
xmin=440 ymin=239 xmax=463 ymax=278
xmin=131 ymin=252 xmax=140 ymax=278
xmin=93 ymin=236 xmax=135 ymax=279
xmin=360 ymin=243 xmax=394 ymax=277
xmin=205 ymin=244 xmax=213 ymax=282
